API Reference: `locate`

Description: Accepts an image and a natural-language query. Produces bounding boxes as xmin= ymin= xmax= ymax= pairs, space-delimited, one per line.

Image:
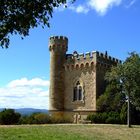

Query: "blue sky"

xmin=0 ymin=0 xmax=140 ymax=109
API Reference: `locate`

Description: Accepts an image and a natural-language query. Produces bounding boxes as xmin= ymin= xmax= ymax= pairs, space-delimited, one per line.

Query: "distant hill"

xmin=0 ymin=108 xmax=4 ymax=112
xmin=0 ymin=108 xmax=48 ymax=116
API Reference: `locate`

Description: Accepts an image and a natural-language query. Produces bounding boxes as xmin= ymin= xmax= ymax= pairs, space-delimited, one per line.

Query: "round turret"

xmin=49 ymin=36 xmax=68 ymax=111
xmin=49 ymin=36 xmax=68 ymax=52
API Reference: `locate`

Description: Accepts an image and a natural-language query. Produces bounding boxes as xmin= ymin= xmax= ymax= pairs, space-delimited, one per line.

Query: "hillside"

xmin=0 ymin=108 xmax=48 ymax=115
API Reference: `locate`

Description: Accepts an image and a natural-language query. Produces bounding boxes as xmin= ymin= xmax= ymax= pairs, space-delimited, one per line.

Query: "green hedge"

xmin=87 ymin=112 xmax=123 ymax=124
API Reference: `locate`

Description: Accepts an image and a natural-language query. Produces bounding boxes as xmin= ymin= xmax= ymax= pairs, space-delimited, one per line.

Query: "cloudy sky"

xmin=0 ymin=0 xmax=140 ymax=109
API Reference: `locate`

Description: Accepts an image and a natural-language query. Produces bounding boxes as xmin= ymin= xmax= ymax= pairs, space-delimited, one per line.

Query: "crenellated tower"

xmin=49 ymin=36 xmax=68 ymax=111
xmin=48 ymin=36 xmax=121 ymax=123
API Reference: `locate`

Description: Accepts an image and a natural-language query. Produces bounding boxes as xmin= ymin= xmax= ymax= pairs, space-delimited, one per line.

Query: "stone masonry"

xmin=48 ymin=36 xmax=121 ymax=123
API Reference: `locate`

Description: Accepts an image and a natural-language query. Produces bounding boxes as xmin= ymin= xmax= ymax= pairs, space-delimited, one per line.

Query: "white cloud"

xmin=125 ymin=0 xmax=137 ymax=8
xmin=88 ymin=0 xmax=122 ymax=15
xmin=56 ymin=0 xmax=124 ymax=15
xmin=69 ymin=5 xmax=89 ymax=14
xmin=0 ymin=78 xmax=50 ymax=109
xmin=8 ymin=77 xmax=50 ymax=88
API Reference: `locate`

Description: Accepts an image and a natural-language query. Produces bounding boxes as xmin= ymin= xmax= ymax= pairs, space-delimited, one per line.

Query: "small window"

xmin=73 ymin=87 xmax=77 ymax=101
xmin=73 ymin=81 xmax=83 ymax=101
xmin=78 ymin=86 xmax=82 ymax=100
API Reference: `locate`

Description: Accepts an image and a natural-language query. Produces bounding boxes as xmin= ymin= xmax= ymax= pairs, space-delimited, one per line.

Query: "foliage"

xmin=130 ymin=105 xmax=140 ymax=125
xmin=97 ymin=81 xmax=125 ymax=112
xmin=33 ymin=113 xmax=51 ymax=124
xmin=120 ymin=103 xmax=127 ymax=124
xmin=87 ymin=113 xmax=107 ymax=123
xmin=105 ymin=112 xmax=120 ymax=124
xmin=105 ymin=52 xmax=140 ymax=111
xmin=0 ymin=0 xmax=75 ymax=48
xmin=87 ymin=112 xmax=121 ymax=124
xmin=19 ymin=112 xmax=72 ymax=124
xmin=19 ymin=112 xmax=51 ymax=124
xmin=0 ymin=109 xmax=72 ymax=124
xmin=0 ymin=109 xmax=21 ymax=125
xmin=18 ymin=115 xmax=29 ymax=124
xmin=94 ymin=53 xmax=140 ymax=125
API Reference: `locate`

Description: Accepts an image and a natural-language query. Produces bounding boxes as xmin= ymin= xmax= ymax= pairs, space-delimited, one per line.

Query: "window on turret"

xmin=73 ymin=81 xmax=83 ymax=101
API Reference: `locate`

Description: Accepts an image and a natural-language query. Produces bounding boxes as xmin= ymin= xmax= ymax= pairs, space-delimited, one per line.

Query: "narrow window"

xmin=73 ymin=87 xmax=77 ymax=101
xmin=78 ymin=86 xmax=82 ymax=100
xmin=73 ymin=81 xmax=83 ymax=101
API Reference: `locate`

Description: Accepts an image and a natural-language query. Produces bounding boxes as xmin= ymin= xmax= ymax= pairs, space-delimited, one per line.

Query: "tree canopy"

xmin=0 ymin=0 xmax=74 ymax=48
xmin=105 ymin=52 xmax=140 ymax=111
xmin=97 ymin=52 xmax=140 ymax=125
xmin=97 ymin=81 xmax=125 ymax=112
xmin=0 ymin=109 xmax=21 ymax=125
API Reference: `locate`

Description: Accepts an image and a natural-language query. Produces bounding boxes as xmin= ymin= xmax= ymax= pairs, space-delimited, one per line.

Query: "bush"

xmin=18 ymin=116 xmax=29 ymax=124
xmin=105 ymin=112 xmax=120 ymax=124
xmin=87 ymin=112 xmax=108 ymax=124
xmin=87 ymin=112 xmax=121 ymax=124
xmin=34 ymin=113 xmax=51 ymax=124
xmin=120 ymin=103 xmax=127 ymax=124
xmin=19 ymin=112 xmax=72 ymax=124
xmin=19 ymin=113 xmax=51 ymax=124
xmin=0 ymin=109 xmax=21 ymax=125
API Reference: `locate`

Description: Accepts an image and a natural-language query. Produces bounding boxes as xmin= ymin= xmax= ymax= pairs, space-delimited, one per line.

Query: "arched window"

xmin=73 ymin=81 xmax=83 ymax=101
xmin=73 ymin=87 xmax=77 ymax=101
xmin=78 ymin=86 xmax=82 ymax=100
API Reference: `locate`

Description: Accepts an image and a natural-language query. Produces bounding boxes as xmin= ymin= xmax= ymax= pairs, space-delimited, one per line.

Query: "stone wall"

xmin=64 ymin=63 xmax=96 ymax=111
xmin=48 ymin=36 xmax=121 ymax=122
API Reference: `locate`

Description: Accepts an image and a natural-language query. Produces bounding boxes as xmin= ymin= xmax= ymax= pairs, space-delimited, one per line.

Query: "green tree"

xmin=0 ymin=0 xmax=74 ymax=48
xmin=97 ymin=81 xmax=125 ymax=113
xmin=105 ymin=52 xmax=140 ymax=127
xmin=0 ymin=109 xmax=21 ymax=125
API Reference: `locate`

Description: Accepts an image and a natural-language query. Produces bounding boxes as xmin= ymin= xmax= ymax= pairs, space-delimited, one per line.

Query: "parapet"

xmin=49 ymin=36 xmax=68 ymax=46
xmin=65 ymin=51 xmax=121 ymax=70
xmin=49 ymin=36 xmax=68 ymax=52
xmin=66 ymin=51 xmax=97 ymax=62
xmin=96 ymin=51 xmax=122 ymax=64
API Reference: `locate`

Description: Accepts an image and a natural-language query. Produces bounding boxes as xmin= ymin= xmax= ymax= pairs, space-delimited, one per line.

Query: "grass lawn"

xmin=0 ymin=124 xmax=140 ymax=140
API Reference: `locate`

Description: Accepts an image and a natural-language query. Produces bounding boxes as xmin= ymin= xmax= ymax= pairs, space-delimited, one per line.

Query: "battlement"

xmin=64 ymin=51 xmax=121 ymax=71
xmin=96 ymin=51 xmax=121 ymax=63
xmin=49 ymin=36 xmax=68 ymax=46
xmin=66 ymin=51 xmax=121 ymax=63
xmin=50 ymin=36 xmax=68 ymax=41
xmin=49 ymin=36 xmax=68 ymax=52
xmin=66 ymin=51 xmax=96 ymax=61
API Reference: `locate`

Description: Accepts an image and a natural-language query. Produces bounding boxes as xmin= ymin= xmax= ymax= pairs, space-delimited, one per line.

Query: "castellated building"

xmin=48 ymin=36 xmax=121 ymax=123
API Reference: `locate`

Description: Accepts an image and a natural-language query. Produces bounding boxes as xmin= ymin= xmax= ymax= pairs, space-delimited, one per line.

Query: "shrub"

xmin=105 ymin=112 xmax=120 ymax=124
xmin=19 ymin=113 xmax=51 ymax=124
xmin=87 ymin=112 xmax=121 ymax=124
xmin=120 ymin=103 xmax=127 ymax=124
xmin=19 ymin=112 xmax=72 ymax=124
xmin=18 ymin=116 xmax=29 ymax=124
xmin=0 ymin=109 xmax=21 ymax=125
xmin=87 ymin=112 xmax=108 ymax=124
xmin=34 ymin=113 xmax=51 ymax=124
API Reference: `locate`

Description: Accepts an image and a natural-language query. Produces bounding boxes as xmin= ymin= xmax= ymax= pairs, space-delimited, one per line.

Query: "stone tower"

xmin=49 ymin=36 xmax=68 ymax=112
xmin=48 ymin=36 xmax=121 ymax=122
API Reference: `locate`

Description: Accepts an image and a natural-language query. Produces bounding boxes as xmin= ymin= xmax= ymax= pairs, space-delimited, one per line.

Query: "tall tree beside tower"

xmin=104 ymin=52 xmax=140 ymax=127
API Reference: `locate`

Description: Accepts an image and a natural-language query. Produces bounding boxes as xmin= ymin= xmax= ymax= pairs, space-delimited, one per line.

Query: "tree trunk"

xmin=127 ymin=92 xmax=131 ymax=127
